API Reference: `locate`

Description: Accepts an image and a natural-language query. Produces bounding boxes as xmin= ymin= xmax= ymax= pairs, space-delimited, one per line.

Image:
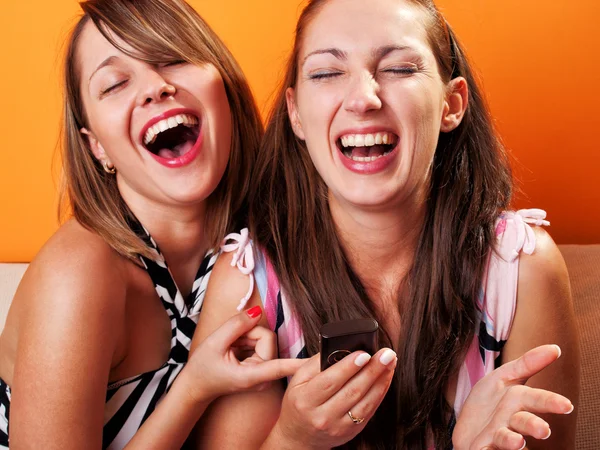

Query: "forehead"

xmin=301 ymin=0 xmax=431 ymax=57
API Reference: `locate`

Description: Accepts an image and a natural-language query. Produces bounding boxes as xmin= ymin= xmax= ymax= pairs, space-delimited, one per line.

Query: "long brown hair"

xmin=59 ymin=0 xmax=262 ymax=261
xmin=250 ymin=0 xmax=512 ymax=448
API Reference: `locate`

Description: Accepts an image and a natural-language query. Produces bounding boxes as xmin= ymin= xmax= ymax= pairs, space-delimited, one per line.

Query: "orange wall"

xmin=1 ymin=0 xmax=599 ymax=262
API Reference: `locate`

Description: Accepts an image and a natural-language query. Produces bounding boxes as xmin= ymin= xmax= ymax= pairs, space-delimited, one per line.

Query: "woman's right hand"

xmin=179 ymin=306 xmax=307 ymax=404
xmin=452 ymin=344 xmax=574 ymax=450
xmin=269 ymin=347 xmax=397 ymax=450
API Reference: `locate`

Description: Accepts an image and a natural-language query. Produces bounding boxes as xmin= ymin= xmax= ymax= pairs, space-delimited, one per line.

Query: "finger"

xmin=492 ymin=426 xmax=526 ymax=450
xmin=508 ymin=411 xmax=551 ymax=441
xmin=240 ymin=358 xmax=308 ymax=387
xmin=332 ymin=352 xmax=396 ymax=426
xmin=286 ymin=353 xmax=321 ymax=386
xmin=208 ymin=306 xmax=263 ymax=351
xmin=326 ymin=348 xmax=397 ymax=414
xmin=231 ymin=338 xmax=257 ymax=348
xmin=305 ymin=349 xmax=393 ymax=407
xmin=245 ymin=326 xmax=277 ymax=360
xmin=496 ymin=345 xmax=561 ymax=385
xmin=505 ymin=385 xmax=573 ymax=415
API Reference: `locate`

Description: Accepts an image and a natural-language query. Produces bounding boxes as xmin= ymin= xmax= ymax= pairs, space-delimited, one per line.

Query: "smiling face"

xmin=287 ymin=0 xmax=467 ymax=212
xmin=78 ymin=21 xmax=232 ymax=208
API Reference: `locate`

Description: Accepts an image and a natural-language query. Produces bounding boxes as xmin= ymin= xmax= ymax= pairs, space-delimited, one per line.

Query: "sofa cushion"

xmin=559 ymin=245 xmax=600 ymax=450
xmin=0 ymin=263 xmax=28 ymax=331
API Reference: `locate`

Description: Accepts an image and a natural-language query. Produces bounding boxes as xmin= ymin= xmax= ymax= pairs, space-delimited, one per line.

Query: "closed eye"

xmin=308 ymin=71 xmax=342 ymax=81
xmin=101 ymin=80 xmax=128 ymax=97
xmin=382 ymin=66 xmax=418 ymax=75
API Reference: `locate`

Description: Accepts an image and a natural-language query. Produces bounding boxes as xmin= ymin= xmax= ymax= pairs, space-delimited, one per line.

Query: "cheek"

xmin=297 ymin=84 xmax=338 ymax=135
xmin=197 ymin=74 xmax=232 ymax=142
xmin=87 ymin=103 xmax=132 ymax=155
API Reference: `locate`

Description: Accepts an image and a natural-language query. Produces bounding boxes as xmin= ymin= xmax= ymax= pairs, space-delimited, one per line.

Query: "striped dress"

xmin=222 ymin=209 xmax=549 ymax=448
xmin=0 ymin=218 xmax=219 ymax=449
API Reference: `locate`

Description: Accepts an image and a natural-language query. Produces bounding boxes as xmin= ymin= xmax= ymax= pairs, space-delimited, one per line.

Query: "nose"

xmin=138 ymin=70 xmax=176 ymax=106
xmin=343 ymin=73 xmax=382 ymax=115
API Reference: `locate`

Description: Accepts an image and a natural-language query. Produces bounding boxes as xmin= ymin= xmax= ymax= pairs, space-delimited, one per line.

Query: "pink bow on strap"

xmin=221 ymin=228 xmax=255 ymax=311
xmin=512 ymin=209 xmax=550 ymax=258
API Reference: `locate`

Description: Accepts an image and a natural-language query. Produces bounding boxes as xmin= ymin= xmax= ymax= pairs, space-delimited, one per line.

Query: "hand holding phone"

xmin=319 ymin=318 xmax=379 ymax=371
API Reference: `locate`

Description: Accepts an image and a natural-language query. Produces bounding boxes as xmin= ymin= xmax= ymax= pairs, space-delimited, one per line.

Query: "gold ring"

xmin=347 ymin=410 xmax=365 ymax=424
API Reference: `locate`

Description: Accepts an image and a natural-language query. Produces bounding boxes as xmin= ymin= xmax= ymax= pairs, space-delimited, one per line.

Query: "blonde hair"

xmin=59 ymin=0 xmax=262 ymax=261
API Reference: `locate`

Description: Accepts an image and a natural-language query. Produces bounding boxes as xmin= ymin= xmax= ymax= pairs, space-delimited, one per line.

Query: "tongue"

xmin=350 ymin=145 xmax=387 ymax=158
xmin=350 ymin=147 xmax=370 ymax=158
xmin=157 ymin=139 xmax=195 ymax=160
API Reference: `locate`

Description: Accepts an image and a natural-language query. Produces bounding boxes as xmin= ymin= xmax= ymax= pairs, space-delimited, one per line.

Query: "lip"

xmin=139 ymin=107 xmax=203 ymax=169
xmin=335 ymin=126 xmax=400 ymax=175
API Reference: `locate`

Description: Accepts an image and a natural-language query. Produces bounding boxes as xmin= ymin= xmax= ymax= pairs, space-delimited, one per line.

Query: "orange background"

xmin=1 ymin=0 xmax=599 ymax=263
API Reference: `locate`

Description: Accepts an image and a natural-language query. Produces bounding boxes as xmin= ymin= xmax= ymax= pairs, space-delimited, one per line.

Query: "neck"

xmin=329 ymin=192 xmax=425 ymax=303
xmin=120 ymin=185 xmax=209 ymax=295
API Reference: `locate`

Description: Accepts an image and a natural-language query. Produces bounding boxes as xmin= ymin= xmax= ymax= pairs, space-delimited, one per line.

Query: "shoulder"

xmin=517 ymin=226 xmax=570 ymax=302
xmin=13 ymin=218 xmax=128 ymax=330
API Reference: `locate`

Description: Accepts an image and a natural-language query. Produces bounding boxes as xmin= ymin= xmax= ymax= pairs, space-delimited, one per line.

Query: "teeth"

xmin=143 ymin=113 xmax=199 ymax=146
xmin=339 ymin=132 xmax=398 ymax=148
xmin=346 ymin=154 xmax=389 ymax=162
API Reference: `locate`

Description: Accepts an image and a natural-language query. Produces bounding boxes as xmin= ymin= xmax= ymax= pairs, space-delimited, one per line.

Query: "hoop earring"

xmin=103 ymin=161 xmax=116 ymax=174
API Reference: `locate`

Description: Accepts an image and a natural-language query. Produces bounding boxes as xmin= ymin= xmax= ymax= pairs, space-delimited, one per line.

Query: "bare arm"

xmin=502 ymin=227 xmax=580 ymax=449
xmin=188 ymin=253 xmax=287 ymax=449
xmin=9 ymin=231 xmax=127 ymax=449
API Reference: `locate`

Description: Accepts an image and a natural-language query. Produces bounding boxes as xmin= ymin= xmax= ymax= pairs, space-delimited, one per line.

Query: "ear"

xmin=285 ymin=87 xmax=305 ymax=140
xmin=80 ymin=127 xmax=111 ymax=164
xmin=440 ymin=77 xmax=468 ymax=133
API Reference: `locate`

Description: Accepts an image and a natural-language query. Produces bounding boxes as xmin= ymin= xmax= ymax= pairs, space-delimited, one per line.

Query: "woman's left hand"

xmin=452 ymin=344 xmax=574 ymax=450
xmin=182 ymin=306 xmax=306 ymax=403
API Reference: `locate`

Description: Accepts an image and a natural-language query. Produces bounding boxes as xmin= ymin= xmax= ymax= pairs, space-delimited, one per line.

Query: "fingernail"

xmin=519 ymin=439 xmax=527 ymax=450
xmin=542 ymin=427 xmax=552 ymax=440
xmin=564 ymin=402 xmax=574 ymax=414
xmin=379 ymin=349 xmax=397 ymax=366
xmin=553 ymin=344 xmax=562 ymax=359
xmin=354 ymin=353 xmax=372 ymax=367
xmin=246 ymin=306 xmax=262 ymax=318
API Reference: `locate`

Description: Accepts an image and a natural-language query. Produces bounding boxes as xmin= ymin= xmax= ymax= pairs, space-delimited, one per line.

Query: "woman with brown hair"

xmin=191 ymin=0 xmax=580 ymax=448
xmin=0 ymin=0 xmax=304 ymax=448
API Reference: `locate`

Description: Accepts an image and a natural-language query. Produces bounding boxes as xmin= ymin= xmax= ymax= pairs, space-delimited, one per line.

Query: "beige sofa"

xmin=1 ymin=245 xmax=599 ymax=448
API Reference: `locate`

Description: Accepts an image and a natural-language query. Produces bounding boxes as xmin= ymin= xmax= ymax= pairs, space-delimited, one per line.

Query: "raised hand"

xmin=452 ymin=344 xmax=574 ymax=450
xmin=269 ymin=347 xmax=397 ymax=450
xmin=184 ymin=306 xmax=307 ymax=403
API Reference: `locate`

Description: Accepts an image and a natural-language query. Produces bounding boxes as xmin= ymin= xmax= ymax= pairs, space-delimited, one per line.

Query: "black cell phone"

xmin=319 ymin=318 xmax=379 ymax=371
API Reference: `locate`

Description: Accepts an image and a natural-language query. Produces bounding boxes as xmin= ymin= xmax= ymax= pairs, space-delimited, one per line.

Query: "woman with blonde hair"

xmin=0 ymin=0 xmax=303 ymax=448
xmin=190 ymin=0 xmax=580 ymax=448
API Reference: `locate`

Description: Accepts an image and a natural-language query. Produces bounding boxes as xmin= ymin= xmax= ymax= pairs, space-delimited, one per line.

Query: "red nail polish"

xmin=246 ymin=306 xmax=262 ymax=318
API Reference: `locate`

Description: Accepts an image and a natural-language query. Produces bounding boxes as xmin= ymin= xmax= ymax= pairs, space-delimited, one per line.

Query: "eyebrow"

xmin=302 ymin=48 xmax=347 ymax=66
xmin=88 ymin=55 xmax=120 ymax=83
xmin=302 ymin=45 xmax=416 ymax=67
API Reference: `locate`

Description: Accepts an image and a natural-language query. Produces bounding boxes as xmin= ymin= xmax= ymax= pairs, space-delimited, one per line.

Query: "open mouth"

xmin=142 ymin=113 xmax=200 ymax=159
xmin=337 ymin=132 xmax=399 ymax=162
